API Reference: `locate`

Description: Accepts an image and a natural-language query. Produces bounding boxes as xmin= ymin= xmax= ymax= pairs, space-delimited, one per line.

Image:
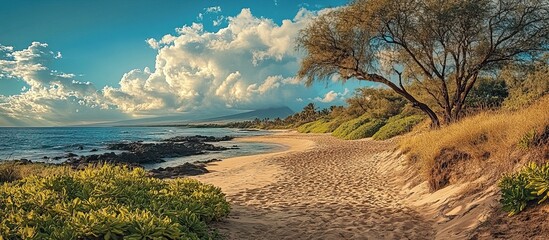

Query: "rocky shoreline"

xmin=4 ymin=135 xmax=236 ymax=178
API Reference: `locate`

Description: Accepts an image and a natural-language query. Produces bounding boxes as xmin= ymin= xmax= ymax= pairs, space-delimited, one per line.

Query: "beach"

xmin=193 ymin=132 xmax=437 ymax=239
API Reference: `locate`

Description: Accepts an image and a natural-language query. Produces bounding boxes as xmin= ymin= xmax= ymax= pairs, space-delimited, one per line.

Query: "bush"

xmin=0 ymin=165 xmax=230 ymax=239
xmin=297 ymin=121 xmax=316 ymax=133
xmin=373 ymin=115 xmax=424 ymax=140
xmin=499 ymin=162 xmax=549 ymax=216
xmin=332 ymin=115 xmax=371 ymax=138
xmin=344 ymin=119 xmax=386 ymax=140
xmin=0 ymin=163 xmax=19 ymax=183
xmin=297 ymin=118 xmax=344 ymax=134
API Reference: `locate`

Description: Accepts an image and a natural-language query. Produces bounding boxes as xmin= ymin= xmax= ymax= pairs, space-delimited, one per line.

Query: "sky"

xmin=0 ymin=0 xmax=370 ymax=126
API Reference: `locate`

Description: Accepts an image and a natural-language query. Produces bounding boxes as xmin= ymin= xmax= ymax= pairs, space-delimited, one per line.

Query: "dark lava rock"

xmin=65 ymin=153 xmax=78 ymax=158
xmin=53 ymin=156 xmax=63 ymax=160
xmin=12 ymin=159 xmax=32 ymax=165
xmin=164 ymin=135 xmax=234 ymax=143
xmin=42 ymin=156 xmax=48 ymax=159
xmin=148 ymin=163 xmax=209 ymax=179
xmin=107 ymin=141 xmax=227 ymax=156
xmin=67 ymin=151 xmax=165 ymax=166
xmin=193 ymin=158 xmax=222 ymax=164
xmin=90 ymin=149 xmax=98 ymax=152
xmin=66 ymin=136 xmax=230 ymax=168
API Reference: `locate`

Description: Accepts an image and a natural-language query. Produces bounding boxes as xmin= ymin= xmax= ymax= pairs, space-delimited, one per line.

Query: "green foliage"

xmin=499 ymin=171 xmax=536 ymax=216
xmin=0 ymin=165 xmax=230 ymax=239
xmin=331 ymin=115 xmax=371 ymax=138
xmin=466 ymin=78 xmax=508 ymax=109
xmin=499 ymin=162 xmax=549 ymax=216
xmin=372 ymin=115 xmax=424 ymax=140
xmin=524 ymin=163 xmax=549 ymax=204
xmin=344 ymin=119 xmax=386 ymax=140
xmin=345 ymin=88 xmax=407 ymax=119
xmin=502 ymin=61 xmax=549 ymax=110
xmin=297 ymin=119 xmax=338 ymax=133
xmin=518 ymin=126 xmax=549 ymax=149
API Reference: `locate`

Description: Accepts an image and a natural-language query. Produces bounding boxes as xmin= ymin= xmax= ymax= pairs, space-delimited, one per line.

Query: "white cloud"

xmin=0 ymin=42 xmax=125 ymax=126
xmin=205 ymin=6 xmax=222 ymax=13
xmin=312 ymin=88 xmax=349 ymax=103
xmin=104 ymin=8 xmax=329 ymax=115
xmin=213 ymin=15 xmax=225 ymax=26
xmin=0 ymin=7 xmax=349 ymax=126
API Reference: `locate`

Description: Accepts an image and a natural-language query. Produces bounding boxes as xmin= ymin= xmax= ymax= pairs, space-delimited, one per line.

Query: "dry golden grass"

xmin=400 ymin=95 xmax=549 ymax=186
xmin=0 ymin=162 xmax=69 ymax=183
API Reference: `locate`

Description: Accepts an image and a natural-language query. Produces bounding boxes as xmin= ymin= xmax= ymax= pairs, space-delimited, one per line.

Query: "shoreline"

xmin=193 ymin=132 xmax=315 ymax=195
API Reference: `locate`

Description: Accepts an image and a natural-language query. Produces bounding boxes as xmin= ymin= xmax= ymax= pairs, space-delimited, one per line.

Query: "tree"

xmin=297 ymin=0 xmax=549 ymax=127
xmin=346 ymin=88 xmax=406 ymax=118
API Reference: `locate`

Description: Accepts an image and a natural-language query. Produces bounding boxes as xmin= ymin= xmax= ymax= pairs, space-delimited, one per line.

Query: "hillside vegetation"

xmin=0 ymin=165 xmax=229 ymax=239
xmin=401 ymin=95 xmax=549 ymax=191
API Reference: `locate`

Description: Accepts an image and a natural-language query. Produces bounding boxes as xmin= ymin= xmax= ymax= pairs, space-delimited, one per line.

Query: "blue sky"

xmin=0 ymin=0 xmax=370 ymax=126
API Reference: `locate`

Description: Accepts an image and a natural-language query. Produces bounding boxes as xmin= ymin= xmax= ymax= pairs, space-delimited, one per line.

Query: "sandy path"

xmin=194 ymin=133 xmax=434 ymax=239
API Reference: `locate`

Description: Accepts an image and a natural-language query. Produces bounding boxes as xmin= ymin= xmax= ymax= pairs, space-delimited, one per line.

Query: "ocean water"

xmin=0 ymin=127 xmax=285 ymax=169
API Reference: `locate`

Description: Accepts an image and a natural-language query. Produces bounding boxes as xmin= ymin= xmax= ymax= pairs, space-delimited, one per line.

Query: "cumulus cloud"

xmin=1 ymin=7 xmax=349 ymax=126
xmin=105 ymin=8 xmax=329 ymax=115
xmin=0 ymin=42 xmax=125 ymax=126
xmin=312 ymin=88 xmax=349 ymax=103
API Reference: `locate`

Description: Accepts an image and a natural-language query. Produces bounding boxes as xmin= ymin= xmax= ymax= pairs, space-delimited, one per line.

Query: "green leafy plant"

xmin=0 ymin=164 xmax=230 ymax=239
xmin=372 ymin=115 xmax=424 ymax=140
xmin=499 ymin=171 xmax=536 ymax=216
xmin=499 ymin=162 xmax=549 ymax=216
xmin=524 ymin=162 xmax=549 ymax=204
xmin=344 ymin=119 xmax=386 ymax=140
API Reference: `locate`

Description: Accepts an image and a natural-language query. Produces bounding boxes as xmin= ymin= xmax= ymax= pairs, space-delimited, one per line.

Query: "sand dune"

xmin=194 ymin=132 xmax=440 ymax=239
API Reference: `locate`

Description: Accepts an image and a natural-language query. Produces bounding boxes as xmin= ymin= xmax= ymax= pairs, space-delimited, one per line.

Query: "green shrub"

xmin=0 ymin=164 xmax=229 ymax=239
xmin=524 ymin=162 xmax=549 ymax=204
xmin=499 ymin=162 xmax=549 ymax=216
xmin=297 ymin=121 xmax=316 ymax=133
xmin=297 ymin=119 xmax=338 ymax=134
xmin=499 ymin=171 xmax=536 ymax=216
xmin=372 ymin=115 xmax=424 ymax=140
xmin=517 ymin=125 xmax=549 ymax=149
xmin=344 ymin=119 xmax=386 ymax=140
xmin=332 ymin=115 xmax=371 ymax=138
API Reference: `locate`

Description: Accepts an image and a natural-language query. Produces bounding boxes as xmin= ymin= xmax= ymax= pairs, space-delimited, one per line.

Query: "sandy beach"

xmin=193 ymin=132 xmax=437 ymax=239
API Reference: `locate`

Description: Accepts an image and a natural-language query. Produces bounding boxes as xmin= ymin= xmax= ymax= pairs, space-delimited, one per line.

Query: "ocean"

xmin=0 ymin=127 xmax=284 ymax=169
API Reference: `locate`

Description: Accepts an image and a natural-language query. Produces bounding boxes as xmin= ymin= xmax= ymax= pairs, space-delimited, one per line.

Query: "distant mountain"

xmin=199 ymin=106 xmax=294 ymax=123
xmin=80 ymin=107 xmax=294 ymax=126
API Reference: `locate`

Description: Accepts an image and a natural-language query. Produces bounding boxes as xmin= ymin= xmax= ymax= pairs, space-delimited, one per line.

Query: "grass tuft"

xmin=400 ymin=96 xmax=549 ymax=190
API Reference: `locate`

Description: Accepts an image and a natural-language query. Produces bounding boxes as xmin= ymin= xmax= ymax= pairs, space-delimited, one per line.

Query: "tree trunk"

xmin=417 ymin=102 xmax=441 ymax=128
xmin=359 ymin=73 xmax=441 ymax=128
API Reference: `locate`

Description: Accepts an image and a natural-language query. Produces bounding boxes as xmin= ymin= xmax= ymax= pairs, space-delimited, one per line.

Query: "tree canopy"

xmin=297 ymin=0 xmax=549 ymax=127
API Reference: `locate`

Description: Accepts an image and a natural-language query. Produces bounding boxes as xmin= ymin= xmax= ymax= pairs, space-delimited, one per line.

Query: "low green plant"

xmin=499 ymin=162 xmax=549 ymax=216
xmin=524 ymin=162 xmax=549 ymax=204
xmin=344 ymin=119 xmax=386 ymax=140
xmin=332 ymin=115 xmax=371 ymax=138
xmin=499 ymin=171 xmax=536 ymax=216
xmin=372 ymin=115 xmax=424 ymax=140
xmin=0 ymin=164 xmax=229 ymax=239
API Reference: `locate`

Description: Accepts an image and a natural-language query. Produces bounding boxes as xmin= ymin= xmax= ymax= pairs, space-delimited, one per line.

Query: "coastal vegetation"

xmin=0 ymin=165 xmax=229 ymax=239
xmin=499 ymin=162 xmax=549 ymax=216
xmin=297 ymin=0 xmax=549 ymax=127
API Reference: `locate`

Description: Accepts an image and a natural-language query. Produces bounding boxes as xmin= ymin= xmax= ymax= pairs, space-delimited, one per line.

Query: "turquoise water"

xmin=0 ymin=127 xmax=284 ymax=168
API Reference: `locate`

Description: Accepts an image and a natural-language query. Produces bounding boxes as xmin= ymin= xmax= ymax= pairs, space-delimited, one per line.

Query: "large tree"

xmin=297 ymin=0 xmax=549 ymax=127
